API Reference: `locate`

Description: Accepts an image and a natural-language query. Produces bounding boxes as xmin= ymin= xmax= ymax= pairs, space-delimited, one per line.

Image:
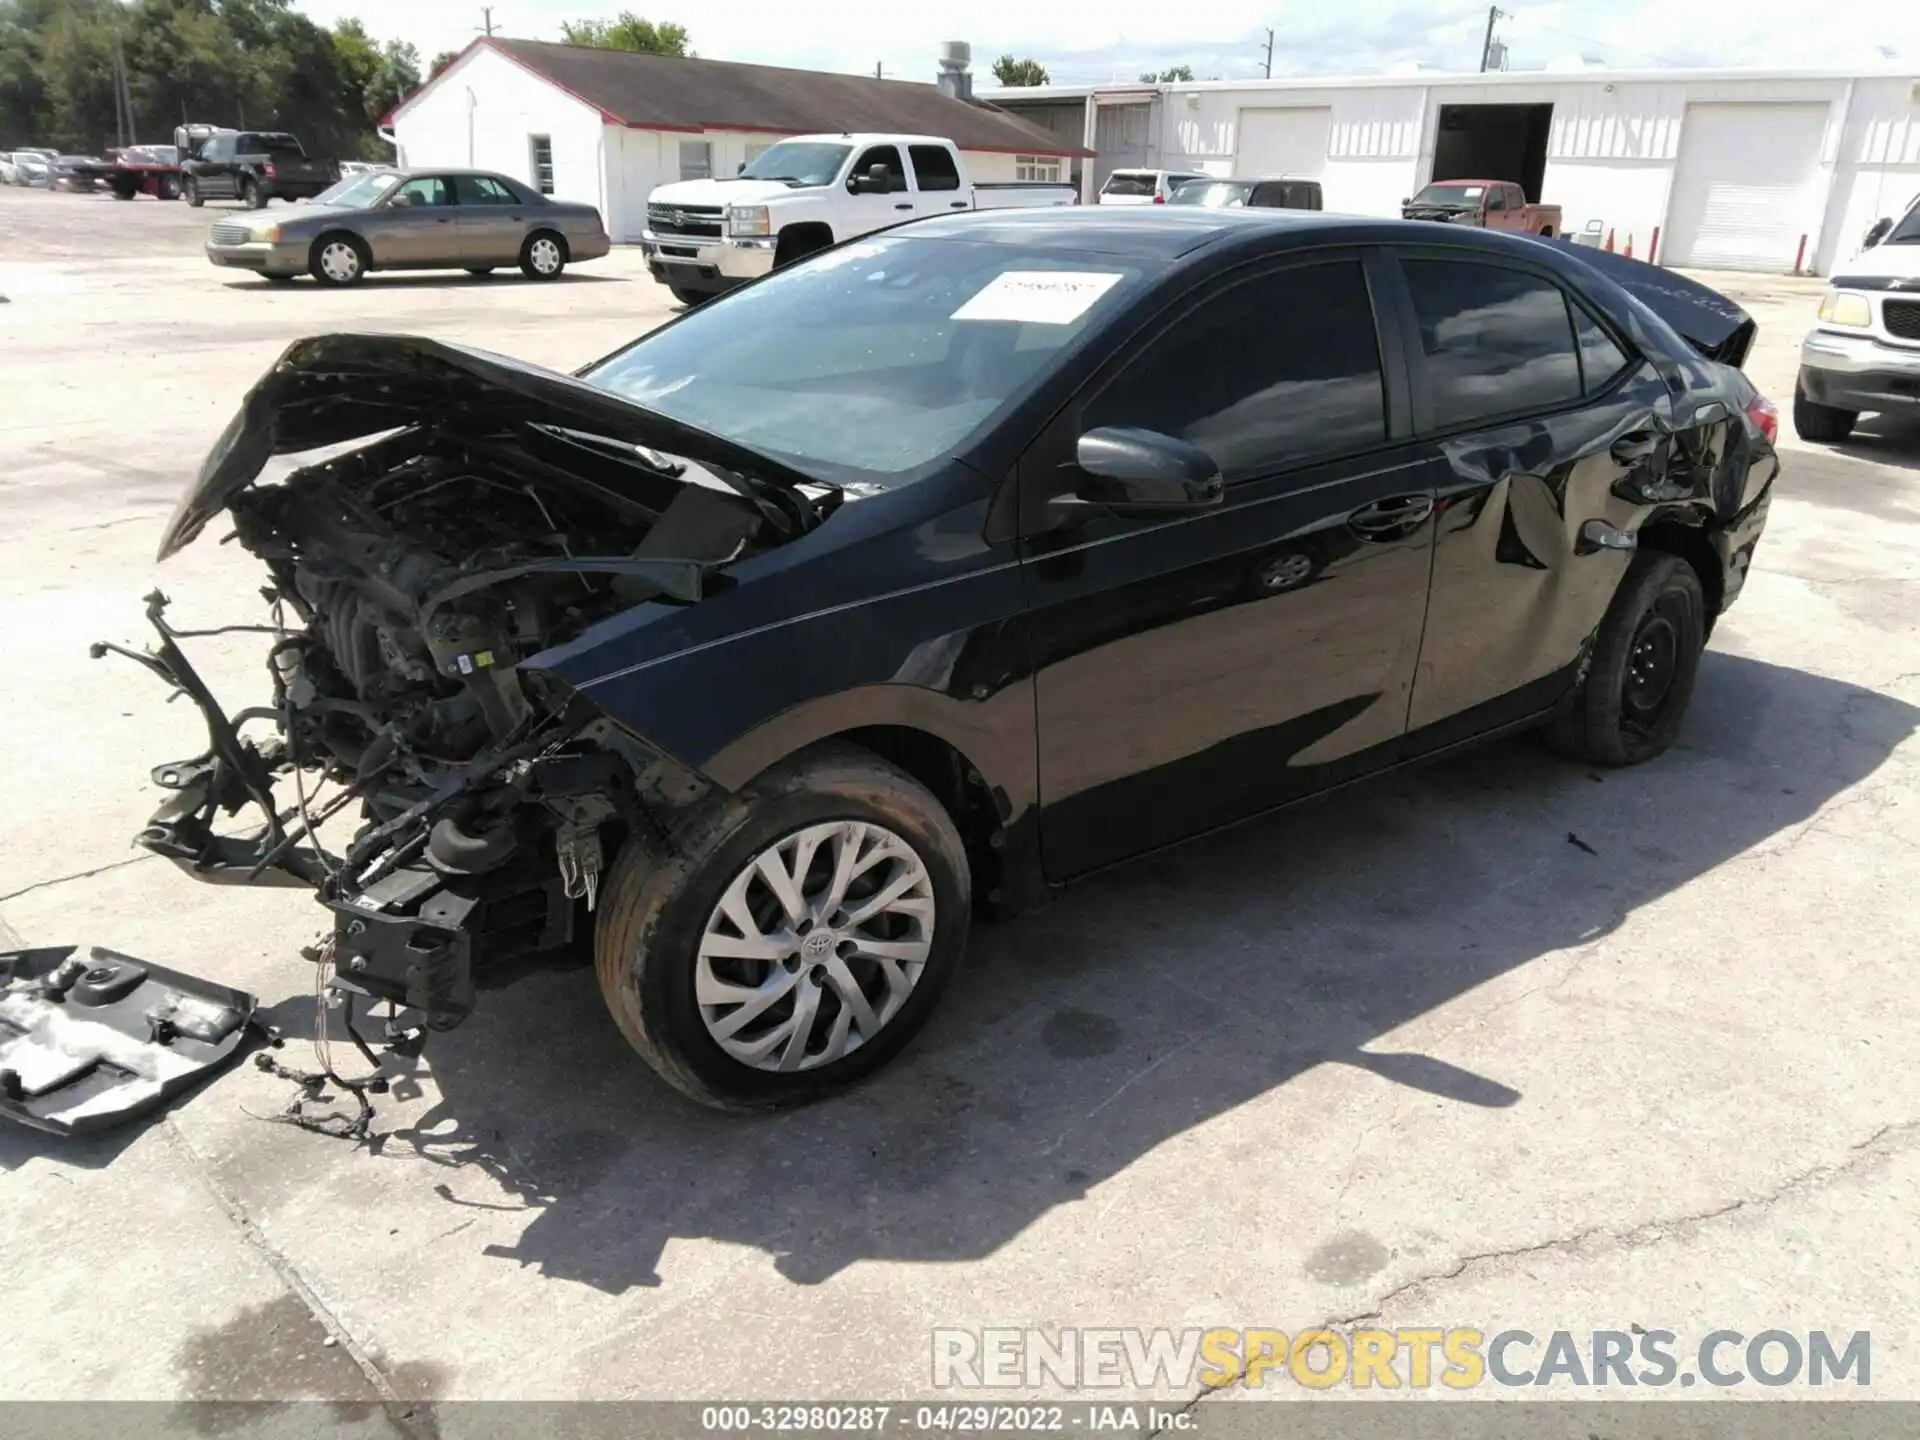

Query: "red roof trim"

xmin=616 ymin=119 xmax=1086 ymax=156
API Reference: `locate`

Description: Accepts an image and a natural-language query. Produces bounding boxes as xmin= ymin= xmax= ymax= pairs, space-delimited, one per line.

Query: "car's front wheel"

xmin=309 ymin=233 xmax=369 ymax=287
xmin=594 ymin=743 xmax=972 ymax=1110
xmin=1793 ymin=383 xmax=1858 ymax=443
xmin=669 ymin=285 xmax=708 ymax=306
xmin=182 ymin=176 xmax=202 ymax=207
xmin=1544 ymin=552 xmax=1706 ymax=766
xmin=519 ymin=230 xmax=567 ymax=279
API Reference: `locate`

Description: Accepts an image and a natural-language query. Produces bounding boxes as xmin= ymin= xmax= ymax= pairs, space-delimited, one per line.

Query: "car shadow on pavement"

xmin=221 ymin=272 xmax=627 ymax=291
xmin=247 ymin=649 xmax=1905 ymax=1295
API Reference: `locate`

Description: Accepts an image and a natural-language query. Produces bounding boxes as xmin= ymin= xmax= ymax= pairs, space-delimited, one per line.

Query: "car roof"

xmin=1193 ymin=176 xmax=1322 ymax=185
xmin=1428 ymin=178 xmax=1508 ymax=186
xmin=904 ymin=206 xmax=1575 ymax=264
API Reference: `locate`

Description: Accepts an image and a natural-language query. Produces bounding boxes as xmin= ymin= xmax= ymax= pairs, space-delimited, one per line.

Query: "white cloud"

xmin=294 ymin=0 xmax=1919 ymax=83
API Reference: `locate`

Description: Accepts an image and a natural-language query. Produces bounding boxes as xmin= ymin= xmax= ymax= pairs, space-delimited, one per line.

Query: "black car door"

xmin=201 ymin=134 xmax=235 ymax=197
xmin=1380 ymin=249 xmax=1677 ymax=752
xmin=1020 ymin=251 xmax=1444 ymax=879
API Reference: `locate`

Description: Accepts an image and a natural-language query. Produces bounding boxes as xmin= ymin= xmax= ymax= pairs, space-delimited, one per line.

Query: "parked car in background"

xmin=640 ymin=133 xmax=1077 ymax=305
xmin=1169 ymin=176 xmax=1324 ymax=211
xmin=180 ymin=128 xmax=339 ymax=208
xmin=1099 ymin=168 xmax=1211 ymax=205
xmin=124 ymin=209 xmax=1776 ymax=1110
xmin=1796 ymin=194 xmax=1920 ymax=442
xmin=1402 ymin=180 xmax=1562 ymax=237
xmin=105 ymin=145 xmax=183 ymax=200
xmin=203 ymin=166 xmax=609 ymax=285
xmin=0 ymin=153 xmax=16 ymax=185
xmin=9 ymin=148 xmax=55 ymax=186
xmin=338 ymin=161 xmax=378 ymax=178
xmin=51 ymin=155 xmax=106 ymax=191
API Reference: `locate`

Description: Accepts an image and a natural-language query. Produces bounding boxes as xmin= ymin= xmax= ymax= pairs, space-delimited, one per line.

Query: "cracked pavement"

xmin=2 ymin=186 xmax=1918 ymax=1418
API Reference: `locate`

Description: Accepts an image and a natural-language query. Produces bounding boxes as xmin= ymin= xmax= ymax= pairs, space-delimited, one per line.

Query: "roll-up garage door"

xmin=1235 ymin=107 xmax=1333 ymax=178
xmin=1663 ymin=102 xmax=1828 ymax=271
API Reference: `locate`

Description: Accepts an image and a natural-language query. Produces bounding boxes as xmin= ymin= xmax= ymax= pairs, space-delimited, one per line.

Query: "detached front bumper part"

xmin=0 ymin=946 xmax=255 ymax=1135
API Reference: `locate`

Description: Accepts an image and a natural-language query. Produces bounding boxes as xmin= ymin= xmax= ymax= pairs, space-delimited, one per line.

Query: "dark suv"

xmin=179 ymin=128 xmax=338 ymax=209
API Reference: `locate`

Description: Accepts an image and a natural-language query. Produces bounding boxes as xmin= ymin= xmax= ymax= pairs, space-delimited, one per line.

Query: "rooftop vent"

xmin=937 ymin=41 xmax=974 ymax=102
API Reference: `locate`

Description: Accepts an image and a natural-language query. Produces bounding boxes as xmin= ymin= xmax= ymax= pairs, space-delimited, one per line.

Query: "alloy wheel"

xmin=695 ymin=820 xmax=935 ymax=1073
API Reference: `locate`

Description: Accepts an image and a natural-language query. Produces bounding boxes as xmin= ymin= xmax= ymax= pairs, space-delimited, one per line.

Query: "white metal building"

xmin=386 ymin=39 xmax=1085 ymax=243
xmin=985 ymin=68 xmax=1920 ymax=274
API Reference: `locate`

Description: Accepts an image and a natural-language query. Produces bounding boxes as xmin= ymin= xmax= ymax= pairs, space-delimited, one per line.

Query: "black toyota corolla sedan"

xmin=114 ymin=208 xmax=1776 ymax=1111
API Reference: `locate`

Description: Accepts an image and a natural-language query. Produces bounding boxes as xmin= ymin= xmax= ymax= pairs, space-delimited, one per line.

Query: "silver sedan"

xmin=204 ymin=168 xmax=611 ymax=286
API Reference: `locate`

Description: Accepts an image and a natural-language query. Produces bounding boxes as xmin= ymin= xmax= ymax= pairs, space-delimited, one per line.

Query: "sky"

xmin=293 ymin=0 xmax=1920 ymax=86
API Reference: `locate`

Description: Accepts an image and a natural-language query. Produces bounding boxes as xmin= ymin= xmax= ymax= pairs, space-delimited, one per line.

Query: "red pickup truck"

xmin=1402 ymin=180 xmax=1561 ymax=237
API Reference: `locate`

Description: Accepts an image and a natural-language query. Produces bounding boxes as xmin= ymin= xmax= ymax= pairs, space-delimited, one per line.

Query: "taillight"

xmin=1745 ymin=392 xmax=1778 ymax=445
xmin=1152 ymin=192 xmax=1165 ymax=204
xmin=263 ymin=162 xmax=276 ymax=178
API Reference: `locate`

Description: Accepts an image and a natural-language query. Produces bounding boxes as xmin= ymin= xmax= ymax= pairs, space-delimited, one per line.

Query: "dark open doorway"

xmin=1431 ymin=103 xmax=1553 ymax=201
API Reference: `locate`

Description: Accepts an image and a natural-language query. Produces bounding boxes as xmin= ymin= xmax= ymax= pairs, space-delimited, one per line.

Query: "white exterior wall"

xmin=1015 ymin=69 xmax=1920 ymax=275
xmin=391 ymin=47 xmax=611 ymax=217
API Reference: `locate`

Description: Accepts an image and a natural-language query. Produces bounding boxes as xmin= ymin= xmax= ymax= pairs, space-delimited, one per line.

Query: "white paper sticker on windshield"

xmin=1462 ymin=186 xmax=1485 ymax=198
xmin=952 ymin=270 xmax=1125 ymax=324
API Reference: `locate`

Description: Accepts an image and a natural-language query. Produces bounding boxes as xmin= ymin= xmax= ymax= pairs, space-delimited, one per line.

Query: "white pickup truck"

xmin=641 ymin=133 xmax=1078 ymax=303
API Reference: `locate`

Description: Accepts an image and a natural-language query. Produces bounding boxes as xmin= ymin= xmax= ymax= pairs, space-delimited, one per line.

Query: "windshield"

xmin=1889 ymin=199 xmax=1920 ymax=244
xmin=1170 ymin=181 xmax=1255 ymax=208
xmin=318 ymin=171 xmax=397 ymax=207
xmin=586 ymin=237 xmax=1144 ymax=484
xmin=738 ymin=141 xmax=850 ymax=186
xmin=1101 ymin=172 xmax=1157 ymax=197
xmin=1413 ymin=183 xmax=1486 ymax=206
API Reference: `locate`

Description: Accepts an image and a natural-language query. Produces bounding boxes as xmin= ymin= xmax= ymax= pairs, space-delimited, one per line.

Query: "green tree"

xmin=428 ymin=48 xmax=460 ymax=80
xmin=1138 ymin=65 xmax=1195 ymax=82
xmin=991 ymin=54 xmax=1049 ymax=86
xmin=558 ymin=12 xmax=690 ymax=55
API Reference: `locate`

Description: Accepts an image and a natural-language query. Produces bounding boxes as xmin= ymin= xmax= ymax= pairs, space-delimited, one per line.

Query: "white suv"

xmin=1097 ymin=168 xmax=1210 ymax=205
xmin=1796 ymin=195 xmax=1920 ymax=442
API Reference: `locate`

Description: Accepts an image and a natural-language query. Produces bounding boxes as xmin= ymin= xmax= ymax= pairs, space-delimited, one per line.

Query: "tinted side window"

xmin=1571 ymin=305 xmax=1632 ymax=393
xmin=853 ymin=144 xmax=907 ymax=192
xmin=454 ymin=174 xmax=517 ymax=205
xmin=1401 ymin=260 xmax=1582 ymax=429
xmin=908 ymin=145 xmax=960 ymax=192
xmin=395 ymin=175 xmax=452 ymax=207
xmin=1086 ymin=260 xmax=1387 ymax=481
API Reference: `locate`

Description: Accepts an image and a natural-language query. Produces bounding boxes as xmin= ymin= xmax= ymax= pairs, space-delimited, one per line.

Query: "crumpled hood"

xmin=648 ymin=177 xmax=796 ymax=210
xmin=157 ymin=332 xmax=819 ymax=561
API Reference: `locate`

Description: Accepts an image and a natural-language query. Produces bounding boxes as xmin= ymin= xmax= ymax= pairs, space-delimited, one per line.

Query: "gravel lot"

xmin=2 ymin=182 xmax=1918 ymax=1421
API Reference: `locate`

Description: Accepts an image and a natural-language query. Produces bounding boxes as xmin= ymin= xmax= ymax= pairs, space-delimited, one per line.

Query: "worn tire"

xmin=594 ymin=742 xmax=972 ymax=1111
xmin=183 ymin=176 xmax=203 ymax=207
xmin=519 ymin=230 xmax=567 ymax=280
xmin=1793 ymin=388 xmax=1858 ymax=443
xmin=1544 ymin=552 xmax=1706 ymax=767
xmin=309 ymin=232 xmax=369 ymax=287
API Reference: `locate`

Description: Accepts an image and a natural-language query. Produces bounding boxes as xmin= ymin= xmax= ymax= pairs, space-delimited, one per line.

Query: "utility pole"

xmin=479 ymin=6 xmax=497 ymax=37
xmin=1261 ymin=27 xmax=1274 ymax=79
xmin=1479 ymin=6 xmax=1506 ymax=72
xmin=111 ymin=28 xmax=133 ymax=146
xmin=875 ymin=62 xmax=884 ymax=79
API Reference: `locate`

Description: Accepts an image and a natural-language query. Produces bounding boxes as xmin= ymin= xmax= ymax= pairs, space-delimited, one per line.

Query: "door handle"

xmin=1348 ymin=494 xmax=1434 ymax=538
xmin=893 ymin=203 xmax=914 ymax=211
xmin=949 ymin=201 xmax=968 ymax=209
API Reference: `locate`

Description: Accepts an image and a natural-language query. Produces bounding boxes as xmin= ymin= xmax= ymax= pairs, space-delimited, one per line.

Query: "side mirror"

xmin=736 ymin=161 xmax=747 ymax=174
xmin=849 ymin=163 xmax=891 ymax=195
xmin=1058 ymin=427 xmax=1224 ymax=517
xmin=388 ymin=192 xmax=413 ymax=208
xmin=1863 ymin=217 xmax=1893 ymax=249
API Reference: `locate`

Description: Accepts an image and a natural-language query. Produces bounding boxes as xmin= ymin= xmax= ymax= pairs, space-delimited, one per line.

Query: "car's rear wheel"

xmin=1793 ymin=385 xmax=1858 ymax=443
xmin=309 ymin=233 xmax=369 ymax=287
xmin=1544 ymin=552 xmax=1705 ymax=766
xmin=519 ymin=230 xmax=567 ymax=280
xmin=183 ymin=176 xmax=202 ymax=207
xmin=240 ymin=177 xmax=266 ymax=210
xmin=594 ymin=743 xmax=972 ymax=1110
xmin=669 ymin=285 xmax=707 ymax=306
xmin=159 ymin=175 xmax=180 ymax=200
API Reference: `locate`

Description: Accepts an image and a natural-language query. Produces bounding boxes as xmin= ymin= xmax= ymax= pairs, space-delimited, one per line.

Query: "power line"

xmin=1479 ymin=6 xmax=1506 ymax=72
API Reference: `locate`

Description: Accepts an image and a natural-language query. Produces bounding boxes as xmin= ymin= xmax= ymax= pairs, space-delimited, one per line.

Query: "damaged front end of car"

xmin=99 ymin=333 xmax=833 ymax=1050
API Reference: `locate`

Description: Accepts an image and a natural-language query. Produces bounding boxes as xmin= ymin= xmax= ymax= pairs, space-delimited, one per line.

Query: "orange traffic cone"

xmin=1604 ymin=228 xmax=1615 ymax=252
xmin=1623 ymin=234 xmax=1633 ymax=258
